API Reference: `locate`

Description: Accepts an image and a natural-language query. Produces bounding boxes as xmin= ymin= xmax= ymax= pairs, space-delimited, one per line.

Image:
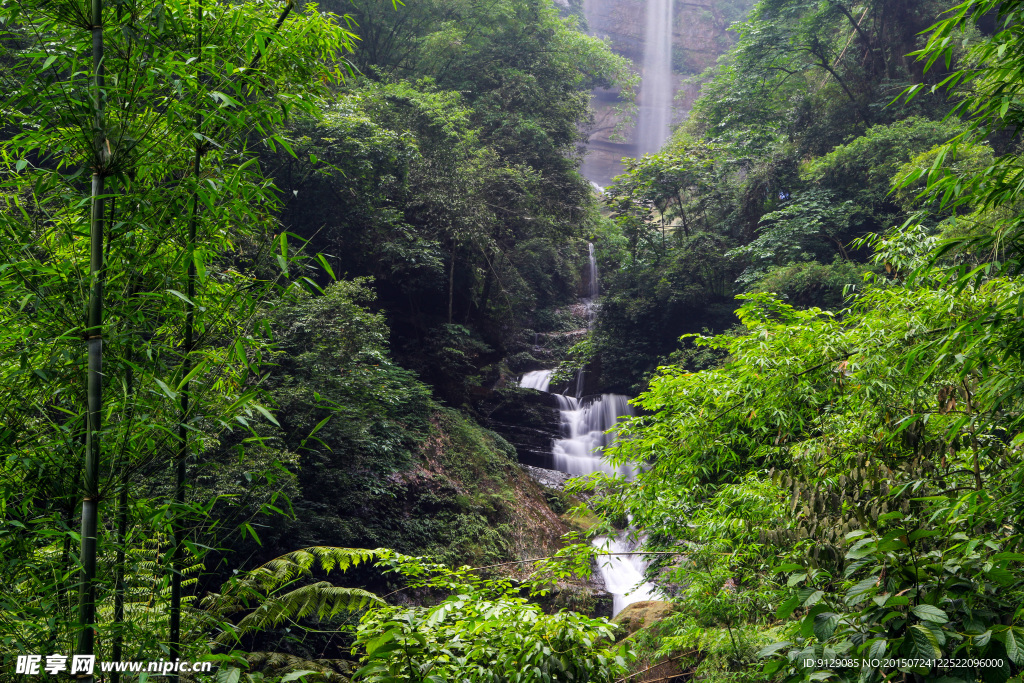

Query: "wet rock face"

xmin=476 ymin=388 xmax=562 ymax=469
xmin=584 ymin=0 xmax=647 ymax=62
xmin=536 ymin=580 xmax=615 ymax=619
xmin=581 ymin=0 xmax=738 ymax=186
xmin=520 ymin=464 xmax=573 ymax=489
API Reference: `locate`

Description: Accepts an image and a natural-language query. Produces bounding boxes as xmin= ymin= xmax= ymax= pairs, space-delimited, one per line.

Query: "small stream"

xmin=517 ymin=243 xmax=657 ymax=616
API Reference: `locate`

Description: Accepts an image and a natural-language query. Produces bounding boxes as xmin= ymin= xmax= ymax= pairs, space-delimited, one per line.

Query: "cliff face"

xmin=580 ymin=0 xmax=740 ymax=186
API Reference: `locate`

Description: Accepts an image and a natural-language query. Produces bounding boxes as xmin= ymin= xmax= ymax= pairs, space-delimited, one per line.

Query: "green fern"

xmin=226 ymin=582 xmax=382 ymax=642
xmin=244 ymin=651 xmax=352 ymax=682
xmin=210 ymin=547 xmax=385 ymax=645
xmin=250 ymin=547 xmax=379 ymax=591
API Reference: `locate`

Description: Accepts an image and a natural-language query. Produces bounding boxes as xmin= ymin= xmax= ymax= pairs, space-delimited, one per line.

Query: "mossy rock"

xmin=563 ymin=506 xmax=601 ymax=533
xmin=612 ymin=600 xmax=676 ymax=638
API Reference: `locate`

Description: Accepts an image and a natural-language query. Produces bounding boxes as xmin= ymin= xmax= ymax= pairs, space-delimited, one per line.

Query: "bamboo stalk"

xmin=110 ymin=196 xmax=128 ymax=683
xmin=76 ymin=0 xmax=105 ymax=680
xmin=168 ymin=4 xmax=296 ymax=671
xmin=110 ymin=483 xmax=127 ymax=683
xmin=169 ymin=2 xmax=203 ymax=677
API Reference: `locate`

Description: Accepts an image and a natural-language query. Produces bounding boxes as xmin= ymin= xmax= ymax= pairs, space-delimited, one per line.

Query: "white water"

xmin=637 ymin=0 xmax=675 ymax=155
xmin=586 ymin=242 xmax=599 ymax=300
xmin=579 ymin=242 xmax=600 ymax=340
xmin=517 ymin=244 xmax=657 ymax=614
xmin=520 ymin=369 xmax=553 ymax=392
xmin=550 ymin=392 xmax=658 ymax=613
xmin=552 ymin=394 xmax=636 ymax=479
xmin=593 ymin=534 xmax=659 ymax=615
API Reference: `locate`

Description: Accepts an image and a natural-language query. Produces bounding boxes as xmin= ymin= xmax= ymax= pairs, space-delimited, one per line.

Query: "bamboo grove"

xmin=0 ymin=0 xmax=357 ymax=676
xmin=6 ymin=0 xmax=1024 ymax=682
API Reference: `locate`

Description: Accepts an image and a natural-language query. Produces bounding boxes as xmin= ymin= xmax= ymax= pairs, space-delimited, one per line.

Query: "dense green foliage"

xmin=591 ymin=0 xmax=980 ymax=392
xmin=206 ymin=547 xmax=630 ymax=683
xmin=584 ymin=232 xmax=1024 ymax=681
xmin=266 ymin=0 xmax=634 ymax=404
xmin=571 ymin=0 xmax=1024 ymax=681
xmin=1 ymin=0 xmax=353 ymax=671
xmin=0 ymin=0 xmax=632 ymax=680
xmin=8 ymin=0 xmax=1024 ymax=680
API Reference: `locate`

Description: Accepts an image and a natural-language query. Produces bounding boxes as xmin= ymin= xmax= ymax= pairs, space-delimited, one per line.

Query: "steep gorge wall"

xmin=579 ymin=0 xmax=742 ymax=186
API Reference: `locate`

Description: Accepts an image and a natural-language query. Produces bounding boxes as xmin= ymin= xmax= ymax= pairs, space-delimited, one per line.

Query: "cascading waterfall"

xmin=575 ymin=242 xmax=600 ymax=396
xmin=637 ymin=0 xmax=675 ymax=156
xmin=518 ymin=243 xmax=657 ymax=615
xmin=520 ymin=369 xmax=553 ymax=392
xmin=586 ymin=242 xmax=600 ymax=300
xmin=552 ymin=394 xmax=636 ymax=479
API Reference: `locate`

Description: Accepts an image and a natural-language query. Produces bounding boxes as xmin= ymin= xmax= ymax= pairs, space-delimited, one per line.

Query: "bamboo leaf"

xmin=154 ymin=378 xmax=178 ymax=401
xmin=252 ymin=403 xmax=280 ymax=427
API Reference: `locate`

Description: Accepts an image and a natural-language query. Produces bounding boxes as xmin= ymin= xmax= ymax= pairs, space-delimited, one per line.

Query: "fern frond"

xmin=245 ymin=651 xmax=352 ymax=683
xmin=249 ymin=547 xmax=380 ymax=592
xmin=216 ymin=582 xmax=383 ymax=644
xmin=206 ymin=547 xmax=385 ymax=645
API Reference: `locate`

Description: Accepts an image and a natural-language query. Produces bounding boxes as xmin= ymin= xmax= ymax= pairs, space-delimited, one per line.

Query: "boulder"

xmin=612 ymin=600 xmax=675 ymax=638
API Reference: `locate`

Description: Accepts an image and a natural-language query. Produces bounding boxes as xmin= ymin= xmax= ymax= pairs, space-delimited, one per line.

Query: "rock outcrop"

xmin=612 ymin=599 xmax=676 ymax=637
xmin=476 ymin=387 xmax=562 ymax=469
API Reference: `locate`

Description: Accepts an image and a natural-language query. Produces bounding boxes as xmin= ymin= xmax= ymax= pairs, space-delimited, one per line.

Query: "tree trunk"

xmin=76 ymin=1 xmax=105 ymax=679
xmin=811 ymin=46 xmax=871 ymax=124
xmin=676 ymin=192 xmax=690 ymax=238
xmin=660 ymin=208 xmax=666 ymax=251
xmin=479 ymin=249 xmax=494 ymax=315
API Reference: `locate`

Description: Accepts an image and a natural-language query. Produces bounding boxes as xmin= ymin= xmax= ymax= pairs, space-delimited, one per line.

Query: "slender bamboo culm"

xmin=76 ymin=0 xmax=105 ymax=680
xmin=110 ymin=196 xmax=128 ymax=683
xmin=169 ymin=2 xmax=202 ymax=677
xmin=112 ymin=326 xmax=130 ymax=683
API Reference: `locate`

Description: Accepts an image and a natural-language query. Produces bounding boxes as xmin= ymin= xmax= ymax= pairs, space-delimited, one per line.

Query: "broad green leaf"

xmin=217 ymin=669 xmax=242 ymax=683
xmin=777 ymin=595 xmax=800 ymax=619
xmin=757 ymin=641 xmax=792 ymax=659
xmin=813 ymin=612 xmax=840 ymax=642
xmin=911 ymin=604 xmax=948 ymax=624
xmin=909 ymin=624 xmax=941 ymax=659
xmin=1006 ymin=629 xmax=1022 ymax=665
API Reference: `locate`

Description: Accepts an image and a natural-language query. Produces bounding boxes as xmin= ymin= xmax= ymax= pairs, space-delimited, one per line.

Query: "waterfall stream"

xmin=551 ymin=394 xmax=635 ymax=479
xmin=592 ymin=534 xmax=658 ymax=615
xmin=517 ymin=243 xmax=657 ymax=615
xmin=637 ymin=0 xmax=676 ymax=155
xmin=519 ymin=369 xmax=554 ymax=392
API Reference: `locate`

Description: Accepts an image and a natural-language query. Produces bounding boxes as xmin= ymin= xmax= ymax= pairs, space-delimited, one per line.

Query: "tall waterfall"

xmin=637 ymin=0 xmax=675 ymax=155
xmin=518 ymin=243 xmax=657 ymax=614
